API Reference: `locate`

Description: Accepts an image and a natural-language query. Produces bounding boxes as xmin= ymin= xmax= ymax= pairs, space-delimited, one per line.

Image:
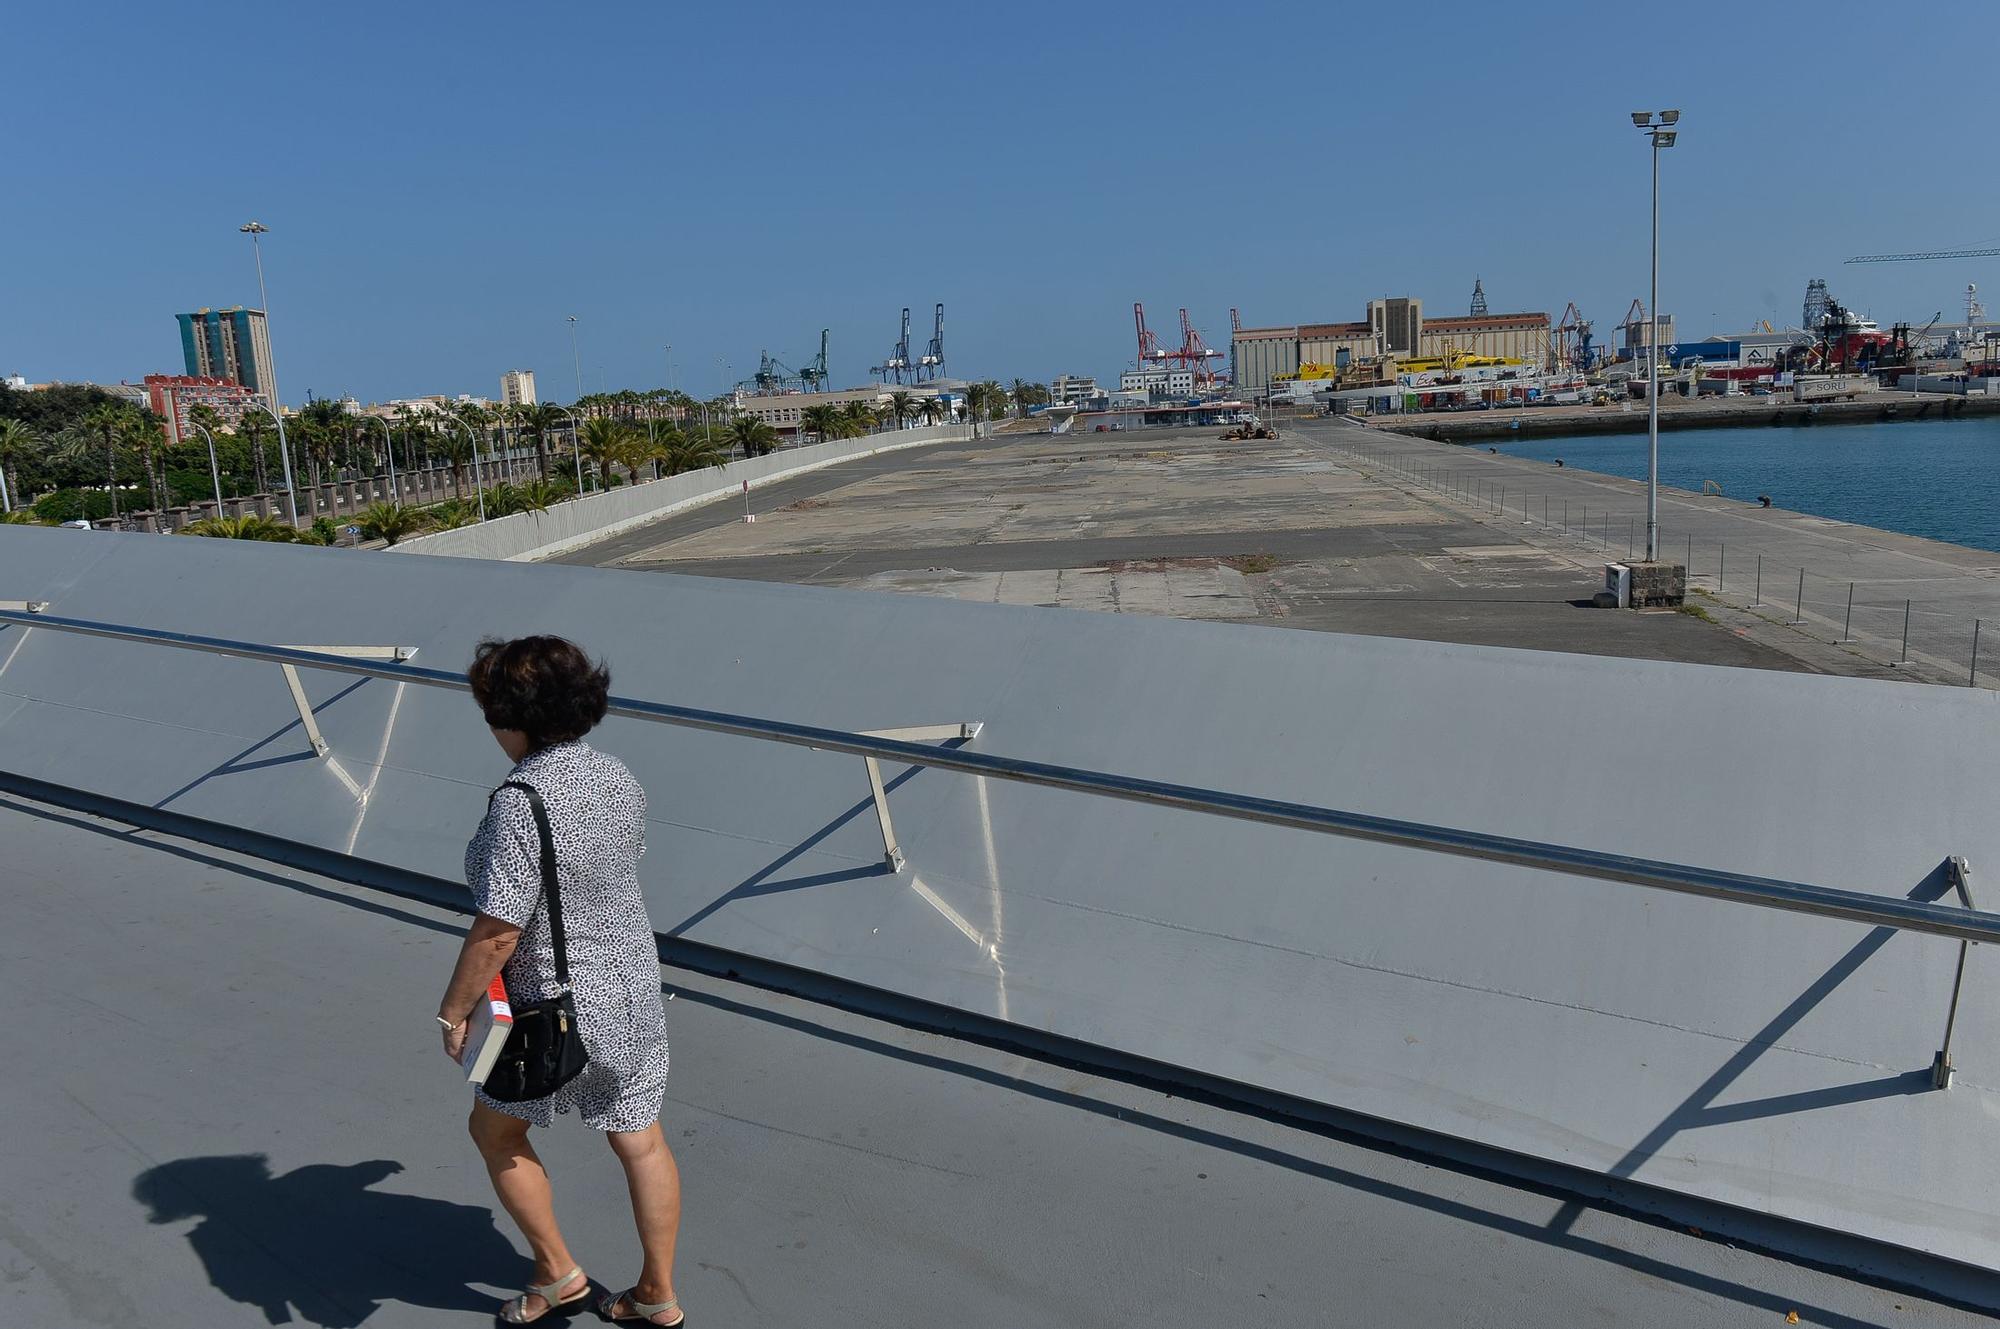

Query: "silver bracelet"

xmin=436 ymin=1014 xmax=465 ymax=1031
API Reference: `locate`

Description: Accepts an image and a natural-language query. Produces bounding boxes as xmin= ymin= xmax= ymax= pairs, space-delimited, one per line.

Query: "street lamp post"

xmin=238 ymin=222 xmax=300 ymax=526
xmin=568 ymin=317 xmax=584 ymax=401
xmin=1630 ymin=110 xmax=1679 ymax=563
xmin=189 ymin=423 xmax=225 ymax=511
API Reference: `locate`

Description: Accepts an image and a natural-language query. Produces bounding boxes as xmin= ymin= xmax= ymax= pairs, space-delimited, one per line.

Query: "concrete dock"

xmin=1369 ymin=388 xmax=2000 ymax=443
xmin=561 ymin=418 xmax=1997 ymax=688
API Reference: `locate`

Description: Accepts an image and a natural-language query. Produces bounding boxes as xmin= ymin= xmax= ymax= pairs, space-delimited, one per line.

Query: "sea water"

xmin=1497 ymin=416 xmax=2000 ymax=553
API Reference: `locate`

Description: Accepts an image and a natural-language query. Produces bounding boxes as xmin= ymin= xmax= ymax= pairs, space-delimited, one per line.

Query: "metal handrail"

xmin=3 ymin=607 xmax=1995 ymax=945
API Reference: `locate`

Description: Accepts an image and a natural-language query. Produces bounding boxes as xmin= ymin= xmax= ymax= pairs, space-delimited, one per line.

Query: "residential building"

xmin=176 ymin=307 xmax=276 ymax=411
xmin=142 ymin=375 xmax=260 ymax=445
xmin=500 ymin=369 xmax=537 ymax=407
xmin=1117 ymin=367 xmax=1196 ymax=399
xmin=1050 ymin=374 xmax=1100 ymax=405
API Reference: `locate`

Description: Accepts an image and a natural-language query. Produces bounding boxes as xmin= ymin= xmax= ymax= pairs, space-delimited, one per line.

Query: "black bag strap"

xmin=496 ymin=780 xmax=570 ymax=991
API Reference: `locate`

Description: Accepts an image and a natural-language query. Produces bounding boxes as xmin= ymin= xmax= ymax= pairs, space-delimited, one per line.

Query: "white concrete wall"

xmin=391 ymin=423 xmax=972 ymax=562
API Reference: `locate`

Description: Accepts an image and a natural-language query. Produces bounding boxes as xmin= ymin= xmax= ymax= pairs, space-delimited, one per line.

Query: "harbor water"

xmin=1497 ymin=417 xmax=2000 ymax=554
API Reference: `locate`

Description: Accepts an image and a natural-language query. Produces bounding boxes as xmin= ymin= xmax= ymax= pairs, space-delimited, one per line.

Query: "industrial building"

xmin=175 ymin=307 xmax=277 ymax=412
xmin=1232 ymin=298 xmax=1552 ymax=390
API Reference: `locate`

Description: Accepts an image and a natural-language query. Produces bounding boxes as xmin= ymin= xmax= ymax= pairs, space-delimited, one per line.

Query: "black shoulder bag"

xmin=480 ymin=780 xmax=590 ymax=1103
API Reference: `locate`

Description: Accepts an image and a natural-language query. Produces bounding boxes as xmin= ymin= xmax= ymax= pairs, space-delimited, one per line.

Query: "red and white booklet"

xmin=458 ymin=975 xmax=514 ymax=1085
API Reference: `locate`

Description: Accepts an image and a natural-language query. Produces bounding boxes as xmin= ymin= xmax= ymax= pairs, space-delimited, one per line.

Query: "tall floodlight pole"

xmin=189 ymin=423 xmax=225 ymax=511
xmin=239 ymin=222 xmax=299 ymax=525
xmin=1630 ymin=110 xmax=1679 ymax=562
xmin=568 ymin=316 xmax=584 ymax=401
xmin=440 ymin=414 xmax=486 ymax=521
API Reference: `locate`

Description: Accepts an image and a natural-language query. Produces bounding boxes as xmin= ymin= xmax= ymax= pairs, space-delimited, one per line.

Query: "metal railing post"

xmin=1754 ymin=556 xmax=1763 ymax=607
xmin=1901 ymin=599 xmax=1912 ymax=664
xmin=1973 ymin=620 xmax=1983 ymax=687
xmin=1934 ymin=856 xmax=1976 ymax=1089
xmin=1719 ymin=543 xmax=1725 ymax=592
xmin=1842 ymin=583 xmax=1855 ymax=643
xmin=1793 ymin=569 xmax=1806 ymax=626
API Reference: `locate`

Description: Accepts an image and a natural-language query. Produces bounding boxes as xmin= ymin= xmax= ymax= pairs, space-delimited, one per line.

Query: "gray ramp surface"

xmin=2 ymin=795 xmax=1983 ymax=1327
xmin=4 ymin=526 xmax=2000 ymax=1279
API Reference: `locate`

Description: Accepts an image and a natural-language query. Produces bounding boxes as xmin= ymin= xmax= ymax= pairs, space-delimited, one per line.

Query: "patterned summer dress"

xmin=465 ymin=740 xmax=669 ymax=1132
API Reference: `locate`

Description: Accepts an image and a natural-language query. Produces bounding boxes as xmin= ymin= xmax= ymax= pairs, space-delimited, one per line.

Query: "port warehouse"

xmin=1232 ymin=297 xmax=1551 ymax=389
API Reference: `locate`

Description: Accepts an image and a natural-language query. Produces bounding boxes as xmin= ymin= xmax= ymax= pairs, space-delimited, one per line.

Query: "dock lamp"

xmin=1632 ymin=110 xmax=1680 ymax=563
xmin=239 ymin=221 xmax=300 ymax=526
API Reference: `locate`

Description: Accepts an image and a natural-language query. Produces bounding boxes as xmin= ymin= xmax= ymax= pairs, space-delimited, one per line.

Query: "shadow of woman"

xmin=134 ymin=1154 xmax=521 ymax=1327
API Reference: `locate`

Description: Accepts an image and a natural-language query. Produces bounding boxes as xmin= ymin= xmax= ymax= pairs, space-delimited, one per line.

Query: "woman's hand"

xmin=441 ymin=1017 xmax=470 ymax=1063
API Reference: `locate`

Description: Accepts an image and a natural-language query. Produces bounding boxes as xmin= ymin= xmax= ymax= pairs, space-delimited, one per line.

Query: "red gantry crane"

xmin=1133 ymin=302 xmax=1170 ymax=368
xmin=1168 ymin=308 xmax=1225 ymax=384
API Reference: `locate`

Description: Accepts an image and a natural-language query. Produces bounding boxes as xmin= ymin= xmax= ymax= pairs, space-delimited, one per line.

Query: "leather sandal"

xmin=499 ymin=1266 xmax=590 ymax=1323
xmin=597 ymin=1286 xmax=684 ymax=1325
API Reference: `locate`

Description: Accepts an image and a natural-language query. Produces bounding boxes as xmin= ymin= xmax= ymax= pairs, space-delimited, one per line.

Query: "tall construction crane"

xmin=1845 ymin=246 xmax=2000 ymax=263
xmin=1133 ymin=303 xmax=1169 ymax=368
xmin=873 ymin=308 xmax=913 ymax=383
xmin=1550 ymin=302 xmax=1592 ymax=372
xmin=800 ymin=330 xmax=829 ymax=392
xmin=917 ymin=303 xmax=944 ymax=381
xmin=1168 ymin=309 xmax=1224 ymax=383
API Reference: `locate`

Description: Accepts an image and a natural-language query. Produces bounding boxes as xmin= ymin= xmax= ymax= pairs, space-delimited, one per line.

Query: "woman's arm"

xmin=437 ymin=913 xmax=522 ymax=1059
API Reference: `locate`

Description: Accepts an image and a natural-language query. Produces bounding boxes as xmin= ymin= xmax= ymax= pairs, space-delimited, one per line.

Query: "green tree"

xmin=357 ymin=502 xmax=433 ymax=546
xmin=0 ymin=417 xmax=40 ymax=512
xmin=71 ymin=403 xmax=133 ymax=518
xmin=578 ymin=417 xmax=631 ymax=487
xmin=799 ymin=404 xmax=843 ymax=444
xmin=728 ymin=415 xmax=778 ymax=458
xmin=117 ymin=411 xmax=168 ymax=513
xmin=839 ymin=400 xmax=876 ymax=437
xmin=429 ymin=418 xmax=474 ymax=497
xmin=658 ymin=432 xmax=726 ymax=475
xmin=518 ymin=403 xmax=564 ymax=480
xmin=916 ymin=395 xmax=946 ymax=426
xmin=886 ymin=391 xmax=918 ymax=429
xmin=237 ymin=410 xmax=273 ymax=496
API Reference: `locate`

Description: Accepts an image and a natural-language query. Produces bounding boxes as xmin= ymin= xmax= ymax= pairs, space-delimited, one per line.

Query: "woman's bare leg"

xmin=604 ymin=1122 xmax=683 ymax=1323
xmin=470 ymin=1099 xmax=585 ymax=1315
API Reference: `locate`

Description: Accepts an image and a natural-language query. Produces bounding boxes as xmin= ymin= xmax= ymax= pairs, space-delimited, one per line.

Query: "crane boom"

xmin=1846 ymin=248 xmax=2000 ymax=264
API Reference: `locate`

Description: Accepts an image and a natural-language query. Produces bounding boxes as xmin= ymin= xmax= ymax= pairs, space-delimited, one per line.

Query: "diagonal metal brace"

xmin=852 ymin=722 xmax=984 ymax=871
xmin=1933 ymin=855 xmax=1976 ymax=1090
xmin=271 ymin=645 xmax=418 ymax=760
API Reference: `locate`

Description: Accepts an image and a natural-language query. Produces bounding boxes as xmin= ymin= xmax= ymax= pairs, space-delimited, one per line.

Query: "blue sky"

xmin=5 ymin=1 xmax=1996 ymax=402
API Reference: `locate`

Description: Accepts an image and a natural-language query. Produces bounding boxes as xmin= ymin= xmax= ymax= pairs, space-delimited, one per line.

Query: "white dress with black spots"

xmin=465 ymin=740 xmax=669 ymax=1132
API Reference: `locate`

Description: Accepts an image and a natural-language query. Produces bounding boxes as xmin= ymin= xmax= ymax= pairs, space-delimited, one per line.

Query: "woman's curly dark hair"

xmin=466 ymin=636 xmax=610 ymax=748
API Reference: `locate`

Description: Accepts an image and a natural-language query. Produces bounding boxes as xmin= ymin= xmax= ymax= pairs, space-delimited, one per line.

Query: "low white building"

xmin=1117 ymin=367 xmax=1196 ymax=398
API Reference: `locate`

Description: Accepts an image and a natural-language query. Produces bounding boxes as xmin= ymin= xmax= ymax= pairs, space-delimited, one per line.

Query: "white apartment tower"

xmin=500 ymin=369 xmax=537 ymax=407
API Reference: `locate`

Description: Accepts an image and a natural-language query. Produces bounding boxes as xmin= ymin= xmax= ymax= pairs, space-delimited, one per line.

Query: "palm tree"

xmin=117 ymin=411 xmax=168 ymax=513
xmin=456 ymin=402 xmax=491 ymax=477
xmin=728 ymin=415 xmax=778 ymax=458
xmin=886 ymin=391 xmax=918 ymax=430
xmin=430 ymin=419 xmax=474 ymax=497
xmin=181 ymin=514 xmax=301 ymax=541
xmin=839 ymin=400 xmax=876 ymax=438
xmin=0 ymin=417 xmax=40 ymax=512
xmin=916 ymin=395 xmax=946 ymax=427
xmin=578 ymin=417 xmax=630 ymax=488
xmin=2 ymin=509 xmax=43 ymax=525
xmin=237 ymin=410 xmax=272 ymax=495
xmin=518 ymin=403 xmax=563 ymax=480
xmin=658 ymin=433 xmax=726 ymax=476
xmin=356 ymin=502 xmax=433 ymax=546
xmin=799 ymin=404 xmax=843 ymax=444
xmin=427 ymin=497 xmax=480 ymax=529
xmin=71 ymin=402 xmax=136 ymax=518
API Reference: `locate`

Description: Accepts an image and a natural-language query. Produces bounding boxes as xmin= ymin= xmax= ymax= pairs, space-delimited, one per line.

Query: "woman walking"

xmin=436 ymin=636 xmax=686 ymax=1326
